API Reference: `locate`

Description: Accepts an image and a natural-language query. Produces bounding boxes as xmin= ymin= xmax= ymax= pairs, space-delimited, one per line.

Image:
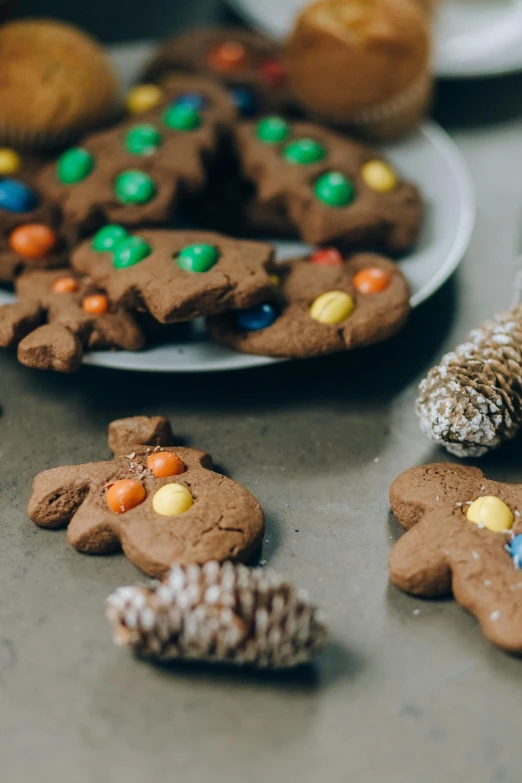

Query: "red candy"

xmin=52 ymin=277 xmax=79 ymax=294
xmin=9 ymin=223 xmax=58 ymax=259
xmin=147 ymin=451 xmax=185 ymax=478
xmin=207 ymin=41 xmax=248 ymax=72
xmin=82 ymin=294 xmax=109 ymax=315
xmin=259 ymin=58 xmax=286 ymax=88
xmin=311 ymin=248 xmax=343 ymax=266
xmin=107 ymin=479 xmax=146 ymax=514
xmin=353 ymin=267 xmax=391 ymax=294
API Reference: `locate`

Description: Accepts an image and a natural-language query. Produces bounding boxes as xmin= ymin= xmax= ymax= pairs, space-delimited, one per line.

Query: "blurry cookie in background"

xmin=0 ymin=20 xmax=119 ymax=149
xmin=286 ymin=0 xmax=432 ymax=139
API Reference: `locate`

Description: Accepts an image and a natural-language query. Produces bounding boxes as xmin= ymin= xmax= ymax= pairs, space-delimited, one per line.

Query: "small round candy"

xmin=207 ymin=41 xmax=248 ymax=72
xmin=0 ymin=179 xmax=38 ymax=213
xmin=175 ymin=92 xmax=207 ymax=111
xmin=147 ymin=451 xmax=185 ymax=478
xmin=0 ymin=148 xmax=21 ymax=175
xmin=9 ymin=224 xmax=57 ymax=259
xmin=311 ymin=248 xmax=343 ymax=266
xmin=52 ymin=276 xmax=78 ymax=294
xmin=259 ymin=57 xmax=286 ymax=88
xmin=237 ymin=302 xmax=278 ymax=331
xmin=57 ymin=148 xmax=94 ymax=185
xmin=283 ymin=138 xmax=326 ymax=165
xmin=152 ymin=483 xmax=193 ymax=516
xmin=113 ymin=236 xmax=152 ymax=269
xmin=256 ymin=116 xmax=290 ymax=144
xmin=125 ymin=124 xmax=162 ymax=155
xmin=361 ymin=160 xmax=398 ymax=193
xmin=310 ymin=291 xmax=354 ymax=324
xmin=466 ymin=496 xmax=514 ymax=532
xmin=509 ymin=534 xmax=522 ymax=565
xmin=114 ymin=171 xmax=156 ymax=205
xmin=353 ymin=267 xmax=391 ymax=294
xmin=177 ymin=243 xmax=219 ymax=273
xmin=107 ymin=479 xmax=146 ymax=514
xmin=126 ymin=84 xmax=164 ymax=114
xmin=163 ymin=103 xmax=201 ymax=131
xmin=92 ymin=224 xmax=129 ymax=252
xmin=229 ymin=87 xmax=258 ymax=117
xmin=314 ymin=172 xmax=354 ymax=207
xmin=82 ymin=294 xmax=109 ymax=315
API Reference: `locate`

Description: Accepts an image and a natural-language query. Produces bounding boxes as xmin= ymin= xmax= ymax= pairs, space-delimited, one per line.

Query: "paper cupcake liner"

xmin=347 ymin=69 xmax=432 ymax=131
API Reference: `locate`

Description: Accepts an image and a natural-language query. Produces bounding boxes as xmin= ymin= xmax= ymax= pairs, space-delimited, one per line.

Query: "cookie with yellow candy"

xmin=389 ymin=463 xmax=522 ymax=653
xmin=28 ymin=416 xmax=265 ymax=578
xmin=207 ymin=251 xmax=410 ymax=358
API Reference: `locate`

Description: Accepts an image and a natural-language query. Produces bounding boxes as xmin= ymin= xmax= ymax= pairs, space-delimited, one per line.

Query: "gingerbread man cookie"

xmin=28 ymin=416 xmax=265 ymax=577
xmin=0 ymin=269 xmax=144 ymax=372
xmin=389 ymin=463 xmax=522 ymax=652
xmin=208 ymin=251 xmax=410 ymax=358
xmin=234 ymin=118 xmax=423 ymax=253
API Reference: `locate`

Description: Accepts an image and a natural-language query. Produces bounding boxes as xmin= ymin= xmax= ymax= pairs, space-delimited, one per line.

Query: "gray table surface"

xmin=3 ymin=7 xmax=522 ymax=783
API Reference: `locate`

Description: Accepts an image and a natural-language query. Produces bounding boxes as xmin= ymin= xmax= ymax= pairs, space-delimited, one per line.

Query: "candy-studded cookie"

xmin=140 ymin=28 xmax=292 ymax=118
xmin=208 ymin=252 xmax=410 ymax=358
xmin=29 ymin=416 xmax=265 ymax=577
xmin=0 ymin=269 xmax=144 ymax=372
xmin=37 ymin=77 xmax=236 ymax=235
xmin=389 ymin=463 xmax=522 ymax=653
xmin=235 ymin=118 xmax=423 ymax=253
xmin=71 ymin=228 xmax=275 ymax=324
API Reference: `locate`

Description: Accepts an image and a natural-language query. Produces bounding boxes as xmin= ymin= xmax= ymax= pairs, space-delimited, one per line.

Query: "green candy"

xmin=125 ymin=124 xmax=162 ymax=155
xmin=314 ymin=172 xmax=354 ymax=207
xmin=283 ymin=138 xmax=326 ymax=165
xmin=113 ymin=236 xmax=152 ymax=269
xmin=57 ymin=148 xmax=94 ymax=184
xmin=177 ymin=243 xmax=219 ymax=273
xmin=114 ymin=170 xmax=156 ymax=204
xmin=163 ymin=104 xmax=201 ymax=131
xmin=256 ymin=116 xmax=290 ymax=144
xmin=92 ymin=225 xmax=129 ymax=252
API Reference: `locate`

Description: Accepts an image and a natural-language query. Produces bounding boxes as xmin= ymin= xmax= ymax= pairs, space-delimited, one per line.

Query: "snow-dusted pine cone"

xmin=106 ymin=561 xmax=328 ymax=668
xmin=416 ymin=305 xmax=522 ymax=457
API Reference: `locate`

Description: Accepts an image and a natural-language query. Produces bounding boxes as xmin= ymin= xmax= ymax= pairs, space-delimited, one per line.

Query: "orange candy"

xmin=82 ymin=294 xmax=109 ymax=315
xmin=207 ymin=41 xmax=248 ymax=72
xmin=147 ymin=451 xmax=185 ymax=478
xmin=353 ymin=267 xmax=391 ymax=294
xmin=107 ymin=479 xmax=146 ymax=514
xmin=52 ymin=276 xmax=79 ymax=294
xmin=9 ymin=223 xmax=58 ymax=259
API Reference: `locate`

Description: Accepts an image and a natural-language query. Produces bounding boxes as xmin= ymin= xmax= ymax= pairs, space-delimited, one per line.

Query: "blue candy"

xmin=0 ymin=178 xmax=38 ymax=213
xmin=174 ymin=92 xmax=207 ymax=111
xmin=237 ymin=302 xmax=278 ymax=331
xmin=229 ymin=87 xmax=258 ymax=117
xmin=510 ymin=534 xmax=522 ymax=567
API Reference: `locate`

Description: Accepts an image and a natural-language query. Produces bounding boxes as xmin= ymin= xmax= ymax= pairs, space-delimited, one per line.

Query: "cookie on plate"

xmin=389 ymin=463 xmax=522 ymax=653
xmin=208 ymin=251 xmax=410 ymax=358
xmin=234 ymin=117 xmax=423 ymax=253
xmin=28 ymin=416 xmax=265 ymax=577
xmin=71 ymin=227 xmax=275 ymax=324
xmin=0 ymin=269 xmax=144 ymax=372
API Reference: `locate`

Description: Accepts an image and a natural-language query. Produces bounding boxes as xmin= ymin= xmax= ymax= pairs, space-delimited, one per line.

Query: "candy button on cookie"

xmin=311 ymin=248 xmax=343 ymax=266
xmin=163 ymin=103 xmax=201 ymax=131
xmin=175 ymin=92 xmax=208 ymax=111
xmin=310 ymin=291 xmax=354 ymax=324
xmin=509 ymin=535 xmax=522 ymax=567
xmin=0 ymin=179 xmax=38 ymax=213
xmin=283 ymin=138 xmax=325 ymax=165
xmin=52 ymin=276 xmax=78 ymax=294
xmin=82 ymin=294 xmax=109 ymax=315
xmin=113 ymin=236 xmax=152 ymax=269
xmin=125 ymin=124 xmax=162 ymax=155
xmin=9 ymin=224 xmax=58 ymax=259
xmin=126 ymin=84 xmax=164 ymax=114
xmin=229 ymin=87 xmax=258 ymax=117
xmin=147 ymin=451 xmax=185 ymax=478
xmin=177 ymin=243 xmax=219 ymax=273
xmin=0 ymin=148 xmax=21 ymax=175
xmin=57 ymin=148 xmax=94 ymax=185
xmin=314 ymin=172 xmax=354 ymax=207
xmin=256 ymin=116 xmax=290 ymax=144
xmin=107 ymin=479 xmax=146 ymax=514
xmin=207 ymin=41 xmax=248 ymax=72
xmin=114 ymin=171 xmax=156 ymax=204
xmin=259 ymin=58 xmax=287 ymax=88
xmin=466 ymin=496 xmax=514 ymax=532
xmin=353 ymin=267 xmax=391 ymax=294
xmin=361 ymin=160 xmax=398 ymax=193
xmin=152 ymin=483 xmax=193 ymax=516
xmin=237 ymin=302 xmax=278 ymax=331
xmin=92 ymin=224 xmax=129 ymax=252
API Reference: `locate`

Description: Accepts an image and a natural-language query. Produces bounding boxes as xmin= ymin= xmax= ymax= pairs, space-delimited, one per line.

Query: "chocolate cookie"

xmin=208 ymin=251 xmax=410 ymax=358
xmin=28 ymin=416 xmax=265 ymax=577
xmin=0 ymin=268 xmax=144 ymax=372
xmin=141 ymin=28 xmax=292 ymax=118
xmin=235 ymin=118 xmax=423 ymax=253
xmin=71 ymin=227 xmax=275 ymax=324
xmin=389 ymin=463 xmax=522 ymax=653
xmin=37 ymin=77 xmax=236 ymax=235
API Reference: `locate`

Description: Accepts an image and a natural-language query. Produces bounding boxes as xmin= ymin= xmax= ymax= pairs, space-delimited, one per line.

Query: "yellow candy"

xmin=466 ymin=496 xmax=514 ymax=532
xmin=126 ymin=84 xmax=164 ymax=114
xmin=0 ymin=148 xmax=21 ymax=175
xmin=310 ymin=291 xmax=354 ymax=324
xmin=152 ymin=483 xmax=193 ymax=516
xmin=361 ymin=160 xmax=398 ymax=193
xmin=270 ymin=274 xmax=280 ymax=286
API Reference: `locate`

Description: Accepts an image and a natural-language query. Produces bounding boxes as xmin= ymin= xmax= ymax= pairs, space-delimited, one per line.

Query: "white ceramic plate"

xmin=228 ymin=0 xmax=522 ymax=79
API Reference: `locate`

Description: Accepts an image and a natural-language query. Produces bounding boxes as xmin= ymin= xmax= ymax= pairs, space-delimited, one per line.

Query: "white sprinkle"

xmin=472 ymin=550 xmax=480 ymax=560
xmin=516 ymin=511 xmax=521 ymax=517
xmin=484 ymin=580 xmax=492 ymax=587
xmin=455 ymin=502 xmax=463 ymax=507
xmin=490 ymin=610 xmax=501 ymax=622
xmin=465 ymin=501 xmax=473 ymax=505
xmin=481 ymin=486 xmax=486 ymax=491
xmin=436 ymin=496 xmax=440 ymax=501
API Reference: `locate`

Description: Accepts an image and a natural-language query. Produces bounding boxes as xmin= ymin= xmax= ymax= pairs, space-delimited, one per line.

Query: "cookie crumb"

xmin=374 ymin=457 xmax=379 ymax=463
xmin=413 ymin=609 xmax=420 ymax=616
xmin=472 ymin=550 xmax=480 ymax=560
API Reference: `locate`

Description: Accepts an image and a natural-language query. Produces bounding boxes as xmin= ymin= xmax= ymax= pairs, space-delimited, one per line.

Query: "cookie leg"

xmin=29 ymin=465 xmax=89 ymax=529
xmin=18 ymin=323 xmax=84 ymax=372
xmin=389 ymin=520 xmax=452 ymax=597
xmin=0 ymin=301 xmax=43 ymax=347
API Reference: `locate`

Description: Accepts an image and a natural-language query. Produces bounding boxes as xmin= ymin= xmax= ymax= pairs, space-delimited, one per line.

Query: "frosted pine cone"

xmin=106 ymin=561 xmax=328 ymax=668
xmin=416 ymin=305 xmax=522 ymax=457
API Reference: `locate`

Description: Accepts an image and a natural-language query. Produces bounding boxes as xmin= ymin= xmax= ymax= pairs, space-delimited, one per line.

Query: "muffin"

xmin=0 ymin=19 xmax=119 ymax=149
xmin=286 ymin=0 xmax=432 ymax=139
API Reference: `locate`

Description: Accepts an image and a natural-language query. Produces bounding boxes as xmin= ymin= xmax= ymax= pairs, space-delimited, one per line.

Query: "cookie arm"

xmin=29 ymin=465 xmax=90 ymax=529
xmin=388 ymin=515 xmax=452 ymax=597
xmin=0 ymin=301 xmax=43 ymax=348
xmin=108 ymin=416 xmax=175 ymax=455
xmin=18 ymin=323 xmax=84 ymax=373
